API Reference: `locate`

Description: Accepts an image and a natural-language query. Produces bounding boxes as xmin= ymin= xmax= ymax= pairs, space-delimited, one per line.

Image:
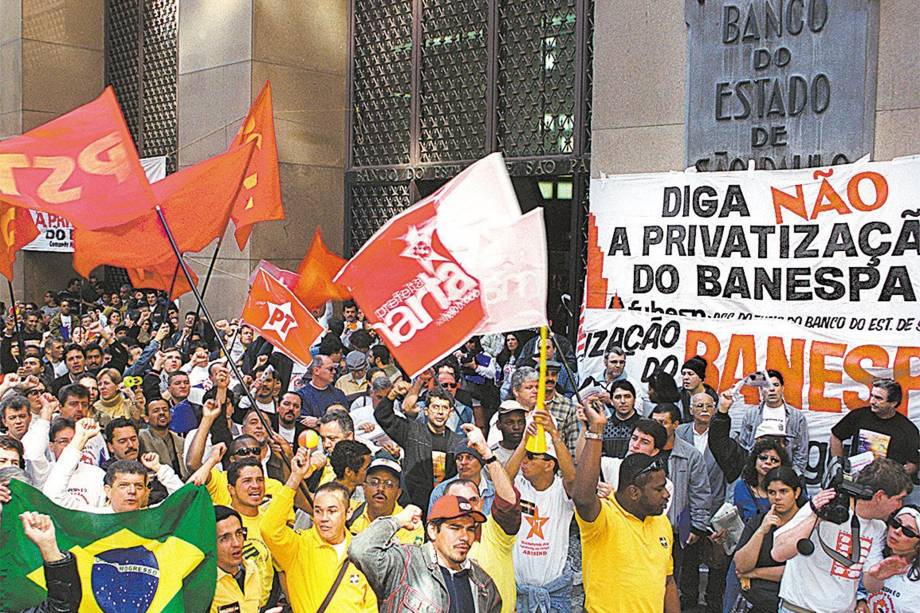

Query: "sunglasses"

xmin=629 ymin=457 xmax=666 ymax=485
xmin=525 ymin=451 xmax=552 ymax=461
xmin=231 ymin=446 xmax=262 ymax=458
xmin=888 ymin=516 xmax=920 ymax=539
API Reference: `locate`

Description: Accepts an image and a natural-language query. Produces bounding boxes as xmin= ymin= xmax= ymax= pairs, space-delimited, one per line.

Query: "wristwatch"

xmin=584 ymin=431 xmax=603 ymax=441
xmin=483 ymin=455 xmax=498 ymax=465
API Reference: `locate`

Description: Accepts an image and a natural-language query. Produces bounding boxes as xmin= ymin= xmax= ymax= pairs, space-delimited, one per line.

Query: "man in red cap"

xmin=349 ymin=494 xmax=503 ymax=612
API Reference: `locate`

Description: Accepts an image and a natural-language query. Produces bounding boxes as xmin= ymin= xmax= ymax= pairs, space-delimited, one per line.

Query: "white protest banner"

xmin=586 ymin=156 xmax=920 ymax=339
xmin=578 ymin=307 xmax=920 ymax=488
xmin=22 ymin=156 xmax=168 ymax=252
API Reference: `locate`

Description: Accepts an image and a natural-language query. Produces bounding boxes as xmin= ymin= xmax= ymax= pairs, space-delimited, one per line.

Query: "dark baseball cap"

xmin=428 ymin=495 xmax=487 ymax=523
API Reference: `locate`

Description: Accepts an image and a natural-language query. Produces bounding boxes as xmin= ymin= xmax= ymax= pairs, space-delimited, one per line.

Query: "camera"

xmin=817 ymin=456 xmax=876 ymax=524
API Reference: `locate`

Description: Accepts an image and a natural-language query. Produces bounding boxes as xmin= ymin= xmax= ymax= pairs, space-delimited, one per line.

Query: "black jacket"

xmin=21 ymin=551 xmax=81 ymax=613
xmin=707 ymin=411 xmax=746 ymax=483
xmin=374 ymin=396 xmax=462 ymax=515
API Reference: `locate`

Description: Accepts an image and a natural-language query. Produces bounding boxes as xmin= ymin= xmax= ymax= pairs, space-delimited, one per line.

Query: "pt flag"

xmin=335 ymin=153 xmax=547 ymax=376
xmin=0 ymin=481 xmax=216 ymax=612
xmin=293 ymin=228 xmax=350 ymax=309
xmin=0 ymin=87 xmax=157 ymax=229
xmin=229 ymin=81 xmax=284 ymax=249
xmin=242 ymin=269 xmax=323 ymax=366
xmin=0 ymin=201 xmax=40 ymax=280
xmin=72 ymin=142 xmax=256 ymax=278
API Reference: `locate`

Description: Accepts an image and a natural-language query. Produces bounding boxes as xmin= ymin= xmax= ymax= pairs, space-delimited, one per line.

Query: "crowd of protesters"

xmin=0 ymin=278 xmax=919 ymax=613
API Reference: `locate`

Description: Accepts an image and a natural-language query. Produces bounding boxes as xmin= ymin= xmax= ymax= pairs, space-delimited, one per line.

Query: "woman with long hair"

xmin=735 ymin=439 xmax=791 ymax=522
xmin=497 ymin=332 xmax=523 ymax=400
xmin=734 ymin=466 xmax=803 ymax=613
xmin=857 ymin=505 xmax=920 ymax=612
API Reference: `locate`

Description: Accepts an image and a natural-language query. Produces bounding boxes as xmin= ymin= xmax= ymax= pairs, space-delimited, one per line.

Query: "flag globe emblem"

xmin=91 ymin=546 xmax=159 ymax=612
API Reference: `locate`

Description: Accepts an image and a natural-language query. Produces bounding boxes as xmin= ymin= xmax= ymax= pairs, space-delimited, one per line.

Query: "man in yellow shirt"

xmin=211 ymin=505 xmax=263 ymax=613
xmin=260 ymin=448 xmax=377 ymax=612
xmin=348 ymin=457 xmax=424 ymax=544
xmin=573 ymin=400 xmax=679 ymax=613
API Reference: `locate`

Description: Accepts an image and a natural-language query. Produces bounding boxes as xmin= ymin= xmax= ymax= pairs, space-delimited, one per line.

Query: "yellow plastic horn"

xmin=526 ymin=326 xmax=548 ymax=454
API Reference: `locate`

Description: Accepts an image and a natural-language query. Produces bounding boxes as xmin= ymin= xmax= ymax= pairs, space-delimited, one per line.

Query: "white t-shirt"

xmin=513 ymin=475 xmax=574 ymax=586
xmin=278 ymin=424 xmax=296 ymax=445
xmin=760 ymin=404 xmax=787 ymax=436
xmin=867 ymin=573 xmax=920 ymax=613
xmin=238 ymin=397 xmax=276 ymax=415
xmin=776 ymin=505 xmax=886 ymax=613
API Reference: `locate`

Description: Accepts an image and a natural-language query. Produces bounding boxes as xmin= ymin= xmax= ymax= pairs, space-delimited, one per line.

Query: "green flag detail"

xmin=0 ymin=480 xmax=216 ymax=612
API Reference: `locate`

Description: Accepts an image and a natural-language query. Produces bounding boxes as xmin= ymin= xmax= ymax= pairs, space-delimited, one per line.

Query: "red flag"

xmin=72 ymin=142 xmax=255 ymax=277
xmin=0 ymin=203 xmax=39 ymax=280
xmin=335 ymin=197 xmax=486 ymax=376
xmin=229 ymin=81 xmax=283 ymax=249
xmin=0 ymin=87 xmax=156 ymax=229
xmin=127 ymin=263 xmax=198 ymax=299
xmin=293 ymin=228 xmax=350 ymax=309
xmin=242 ymin=270 xmax=323 ymax=366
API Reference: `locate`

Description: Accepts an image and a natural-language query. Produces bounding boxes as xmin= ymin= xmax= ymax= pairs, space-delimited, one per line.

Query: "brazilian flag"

xmin=0 ymin=481 xmax=216 ymax=612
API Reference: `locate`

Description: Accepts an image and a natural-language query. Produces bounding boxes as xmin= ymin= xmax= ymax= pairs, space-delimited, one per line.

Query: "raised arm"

xmin=538 ymin=410 xmax=576 ymax=494
xmin=572 ymin=399 xmax=606 ymax=522
xmin=43 ymin=418 xmax=100 ymax=511
xmin=374 ymin=380 xmax=412 ymax=447
xmin=185 ymin=398 xmax=220 ymax=472
xmin=349 ymin=507 xmax=420 ymax=591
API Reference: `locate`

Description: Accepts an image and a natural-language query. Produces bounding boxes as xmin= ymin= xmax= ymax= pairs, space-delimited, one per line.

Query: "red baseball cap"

xmin=428 ymin=495 xmax=487 ymax=523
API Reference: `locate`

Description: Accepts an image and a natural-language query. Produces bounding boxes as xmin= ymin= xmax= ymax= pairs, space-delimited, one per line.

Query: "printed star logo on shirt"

xmin=262 ymin=301 xmax=298 ymax=341
xmin=399 ymin=218 xmax=448 ymax=273
xmin=524 ymin=506 xmax=550 ymax=540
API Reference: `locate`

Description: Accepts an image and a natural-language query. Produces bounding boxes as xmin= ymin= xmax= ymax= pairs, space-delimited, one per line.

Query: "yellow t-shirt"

xmin=469 ymin=514 xmax=517 ymax=613
xmin=206 ymin=467 xmax=294 ymax=522
xmin=211 ymin=558 xmax=261 ymax=613
xmin=348 ymin=503 xmax=424 ymax=545
xmin=260 ymin=486 xmax=377 ymax=613
xmin=576 ymin=495 xmax=673 ymax=613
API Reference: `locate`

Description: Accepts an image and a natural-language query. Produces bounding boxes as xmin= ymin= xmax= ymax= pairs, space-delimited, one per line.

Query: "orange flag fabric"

xmin=293 ymin=228 xmax=350 ymax=309
xmin=0 ymin=87 xmax=156 ymax=229
xmin=0 ymin=203 xmax=40 ymax=280
xmin=127 ymin=263 xmax=198 ymax=299
xmin=242 ymin=270 xmax=323 ymax=366
xmin=72 ymin=142 xmax=255 ymax=277
xmin=229 ymin=81 xmax=283 ymax=249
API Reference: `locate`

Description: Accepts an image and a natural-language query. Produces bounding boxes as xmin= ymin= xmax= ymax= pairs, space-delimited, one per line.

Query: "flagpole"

xmin=194 ymin=233 xmax=224 ymax=320
xmin=6 ymin=280 xmax=23 ymax=366
xmin=154 ymin=205 xmax=313 ymax=507
xmin=548 ymin=328 xmax=586 ymax=408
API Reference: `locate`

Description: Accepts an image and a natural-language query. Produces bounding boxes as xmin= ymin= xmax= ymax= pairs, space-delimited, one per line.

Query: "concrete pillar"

xmin=177 ymin=0 xmax=348 ymax=318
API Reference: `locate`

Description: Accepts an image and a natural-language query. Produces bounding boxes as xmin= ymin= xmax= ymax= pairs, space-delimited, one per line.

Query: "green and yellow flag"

xmin=0 ymin=481 xmax=216 ymax=612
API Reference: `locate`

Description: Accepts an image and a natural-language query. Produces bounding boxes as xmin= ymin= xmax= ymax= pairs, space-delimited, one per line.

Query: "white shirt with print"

xmin=513 ymin=475 xmax=574 ymax=586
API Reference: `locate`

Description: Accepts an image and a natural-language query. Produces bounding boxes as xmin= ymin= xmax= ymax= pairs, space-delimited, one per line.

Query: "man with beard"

xmin=573 ymin=399 xmax=679 ymax=613
xmin=101 ymin=417 xmax=182 ymax=505
xmin=275 ymin=392 xmax=305 ymax=448
xmin=349 ymin=457 xmax=423 ymax=544
xmin=138 ymin=398 xmax=188 ymax=479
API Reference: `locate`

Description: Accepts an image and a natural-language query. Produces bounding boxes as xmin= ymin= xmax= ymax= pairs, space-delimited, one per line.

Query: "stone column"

xmin=0 ymin=0 xmax=104 ymax=298
xmin=177 ymin=0 xmax=348 ymax=318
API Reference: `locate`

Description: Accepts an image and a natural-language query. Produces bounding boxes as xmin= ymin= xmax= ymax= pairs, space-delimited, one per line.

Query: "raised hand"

xmin=394 ymin=505 xmax=422 ymax=531
xmin=201 ymin=398 xmax=222 ymax=423
xmin=73 ymin=418 xmax=101 ymax=448
xmin=461 ymin=423 xmax=489 ymax=457
xmin=388 ymin=379 xmax=411 ymax=400
xmin=19 ymin=512 xmax=61 ymax=559
xmin=139 ymin=452 xmax=160 ymax=472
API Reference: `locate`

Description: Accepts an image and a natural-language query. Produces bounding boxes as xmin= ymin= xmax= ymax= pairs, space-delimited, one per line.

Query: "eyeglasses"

xmin=757 ymin=454 xmax=781 ymax=464
xmin=888 ymin=516 xmax=920 ymax=539
xmin=231 ymin=446 xmax=262 ymax=458
xmin=525 ymin=451 xmax=551 ymax=461
xmin=217 ymin=527 xmax=248 ymax=544
xmin=365 ymin=477 xmax=398 ymax=490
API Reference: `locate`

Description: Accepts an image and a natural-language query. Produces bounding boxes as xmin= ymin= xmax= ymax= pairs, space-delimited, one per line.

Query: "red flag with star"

xmin=0 ymin=203 xmax=39 ymax=280
xmin=241 ymin=269 xmax=323 ymax=366
xmin=229 ymin=81 xmax=284 ymax=249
